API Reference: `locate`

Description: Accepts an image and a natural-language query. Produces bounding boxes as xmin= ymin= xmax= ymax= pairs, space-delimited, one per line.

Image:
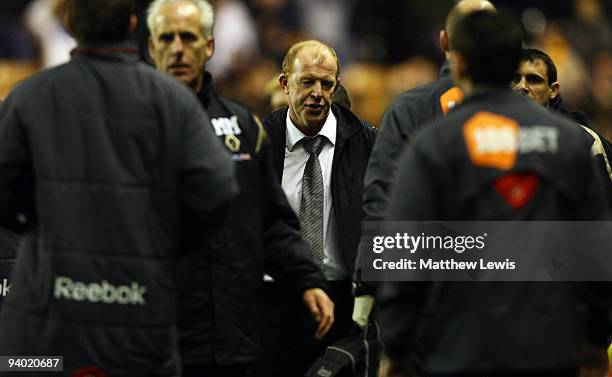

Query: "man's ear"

xmin=148 ymin=37 xmax=156 ymax=63
xmin=279 ymin=73 xmax=289 ymax=94
xmin=440 ymin=30 xmax=449 ymax=54
xmin=549 ymin=82 xmax=560 ymax=101
xmin=129 ymin=14 xmax=138 ymax=33
xmin=205 ymin=37 xmax=215 ymax=61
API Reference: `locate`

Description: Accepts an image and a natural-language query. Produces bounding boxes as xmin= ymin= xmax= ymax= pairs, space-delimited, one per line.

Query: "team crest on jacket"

xmin=225 ymin=133 xmax=241 ymax=152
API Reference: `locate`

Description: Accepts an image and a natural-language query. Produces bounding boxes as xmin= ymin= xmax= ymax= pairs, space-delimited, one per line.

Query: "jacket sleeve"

xmin=377 ymin=281 xmax=431 ymax=374
xmin=0 ymin=98 xmax=28 ymax=283
xmin=377 ymin=139 xmax=443 ymax=372
xmin=362 ymin=97 xmax=415 ymax=222
xmin=388 ymin=135 xmax=442 ymax=221
xmin=255 ymin=118 xmax=329 ymax=294
xmin=0 ymin=96 xmax=31 ymax=229
xmin=576 ymin=129 xmax=611 ymax=221
xmin=354 ymin=108 xmax=428 ymax=294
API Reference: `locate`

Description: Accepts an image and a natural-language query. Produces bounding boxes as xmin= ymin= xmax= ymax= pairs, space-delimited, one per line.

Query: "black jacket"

xmin=0 ymin=227 xmax=19 ymax=311
xmin=0 ymin=44 xmax=237 ymax=376
xmin=355 ymin=62 xmax=462 ymax=294
xmin=265 ymin=104 xmax=376 ymax=278
xmin=550 ymin=94 xmax=612 ymax=206
xmin=361 ymin=62 xmax=461 ymax=223
xmin=179 ymin=73 xmax=328 ymax=366
xmin=0 ymin=99 xmax=21 ymax=313
xmin=380 ymin=89 xmax=611 ymax=376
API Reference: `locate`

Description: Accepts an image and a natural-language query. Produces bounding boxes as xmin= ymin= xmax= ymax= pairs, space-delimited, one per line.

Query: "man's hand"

xmin=302 ymin=288 xmax=334 ymax=340
xmin=352 ymin=295 xmax=374 ymax=328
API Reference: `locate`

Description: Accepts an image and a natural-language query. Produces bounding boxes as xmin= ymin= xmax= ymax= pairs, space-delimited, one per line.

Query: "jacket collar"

xmin=197 ymin=71 xmax=214 ymax=107
xmin=439 ymin=60 xmax=451 ymax=79
xmin=268 ymin=104 xmax=364 ymax=147
xmin=71 ymin=41 xmax=139 ymax=63
xmin=463 ymin=87 xmax=525 ymax=106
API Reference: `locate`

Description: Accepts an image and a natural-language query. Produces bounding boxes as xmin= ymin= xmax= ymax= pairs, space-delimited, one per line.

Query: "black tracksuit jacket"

xmin=0 ymin=45 xmax=237 ymax=376
xmin=178 ymin=73 xmax=328 ymax=366
xmin=379 ymin=89 xmax=612 ymax=376
xmin=355 ymin=62 xmax=462 ymax=294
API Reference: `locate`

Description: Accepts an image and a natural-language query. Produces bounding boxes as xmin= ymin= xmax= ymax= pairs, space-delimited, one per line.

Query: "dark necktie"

xmin=299 ymin=135 xmax=326 ymax=269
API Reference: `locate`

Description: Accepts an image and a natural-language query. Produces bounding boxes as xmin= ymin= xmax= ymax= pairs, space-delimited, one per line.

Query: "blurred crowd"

xmin=0 ymin=0 xmax=610 ymax=135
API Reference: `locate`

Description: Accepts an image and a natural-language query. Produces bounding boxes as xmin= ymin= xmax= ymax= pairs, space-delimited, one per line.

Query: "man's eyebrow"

xmin=526 ymin=73 xmax=546 ymax=80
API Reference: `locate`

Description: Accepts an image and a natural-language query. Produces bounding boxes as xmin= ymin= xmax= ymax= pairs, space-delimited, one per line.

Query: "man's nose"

xmin=170 ymin=35 xmax=184 ymax=54
xmin=310 ymin=81 xmax=323 ymax=97
xmin=514 ymin=77 xmax=528 ymax=93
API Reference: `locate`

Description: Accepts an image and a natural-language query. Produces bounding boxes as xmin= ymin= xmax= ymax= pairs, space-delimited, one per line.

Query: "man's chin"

xmin=169 ymin=74 xmax=192 ymax=87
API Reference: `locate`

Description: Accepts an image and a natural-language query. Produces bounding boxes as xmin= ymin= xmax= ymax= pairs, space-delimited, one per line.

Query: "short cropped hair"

xmin=520 ymin=48 xmax=558 ymax=85
xmin=449 ymin=10 xmax=523 ymax=87
xmin=281 ymin=40 xmax=340 ymax=79
xmin=66 ymin=0 xmax=135 ymax=44
xmin=147 ymin=0 xmax=215 ymax=38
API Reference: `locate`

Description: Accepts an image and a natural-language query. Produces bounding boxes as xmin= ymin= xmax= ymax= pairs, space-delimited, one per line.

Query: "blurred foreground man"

xmin=379 ymin=11 xmax=611 ymax=377
xmin=0 ymin=0 xmax=238 ymax=375
xmin=353 ymin=0 xmax=496 ymax=324
xmin=253 ymin=40 xmax=378 ymax=377
xmin=147 ymin=1 xmax=333 ymax=376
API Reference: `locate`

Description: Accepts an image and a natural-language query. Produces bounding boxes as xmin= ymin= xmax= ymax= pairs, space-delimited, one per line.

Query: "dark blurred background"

xmin=0 ymin=0 xmax=610 ymax=137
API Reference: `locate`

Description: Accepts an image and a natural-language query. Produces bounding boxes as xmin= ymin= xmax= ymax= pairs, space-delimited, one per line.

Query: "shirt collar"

xmin=285 ymin=109 xmax=337 ymax=151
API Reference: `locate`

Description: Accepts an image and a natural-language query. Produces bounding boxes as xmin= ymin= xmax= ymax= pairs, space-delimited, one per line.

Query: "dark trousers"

xmin=182 ymin=363 xmax=248 ymax=377
xmin=252 ymin=280 xmax=359 ymax=377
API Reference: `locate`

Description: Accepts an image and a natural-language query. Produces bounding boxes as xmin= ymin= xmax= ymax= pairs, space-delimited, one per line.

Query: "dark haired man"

xmin=512 ymin=48 xmax=593 ymax=126
xmin=146 ymin=1 xmax=333 ymax=376
xmin=0 ymin=0 xmax=237 ymax=375
xmin=378 ymin=11 xmax=611 ymax=377
xmin=513 ymin=48 xmax=612 ymax=204
xmin=512 ymin=48 xmax=560 ymax=108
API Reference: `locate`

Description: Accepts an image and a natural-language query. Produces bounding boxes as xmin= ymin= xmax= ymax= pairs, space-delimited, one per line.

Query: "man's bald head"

xmin=447 ymin=0 xmax=496 ymax=40
xmin=279 ymin=40 xmax=340 ymax=135
xmin=440 ymin=0 xmax=495 ymax=55
xmin=281 ymin=40 xmax=340 ymax=80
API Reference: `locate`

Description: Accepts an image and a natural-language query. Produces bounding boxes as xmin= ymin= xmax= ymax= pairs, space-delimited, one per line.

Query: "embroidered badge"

xmin=225 ymin=133 xmax=241 ymax=152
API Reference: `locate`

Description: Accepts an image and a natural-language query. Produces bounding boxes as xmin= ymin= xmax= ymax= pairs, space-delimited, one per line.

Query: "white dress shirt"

xmin=281 ymin=111 xmax=348 ymax=280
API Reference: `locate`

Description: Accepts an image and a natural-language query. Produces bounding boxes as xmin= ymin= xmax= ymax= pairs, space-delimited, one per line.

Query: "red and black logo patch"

xmin=494 ymin=173 xmax=540 ymax=209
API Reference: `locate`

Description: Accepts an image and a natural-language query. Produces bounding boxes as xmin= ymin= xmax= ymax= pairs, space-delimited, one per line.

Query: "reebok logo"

xmin=54 ymin=276 xmax=147 ymax=305
xmin=0 ymin=278 xmax=10 ymax=297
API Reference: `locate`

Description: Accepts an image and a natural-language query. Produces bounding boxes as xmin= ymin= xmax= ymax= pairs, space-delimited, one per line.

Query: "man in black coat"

xmin=147 ymin=1 xmax=334 ymax=376
xmin=0 ymin=0 xmax=237 ymax=375
xmin=353 ymin=1 xmax=496 ymax=322
xmin=379 ymin=11 xmax=611 ymax=377
xmin=253 ymin=40 xmax=377 ymax=377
